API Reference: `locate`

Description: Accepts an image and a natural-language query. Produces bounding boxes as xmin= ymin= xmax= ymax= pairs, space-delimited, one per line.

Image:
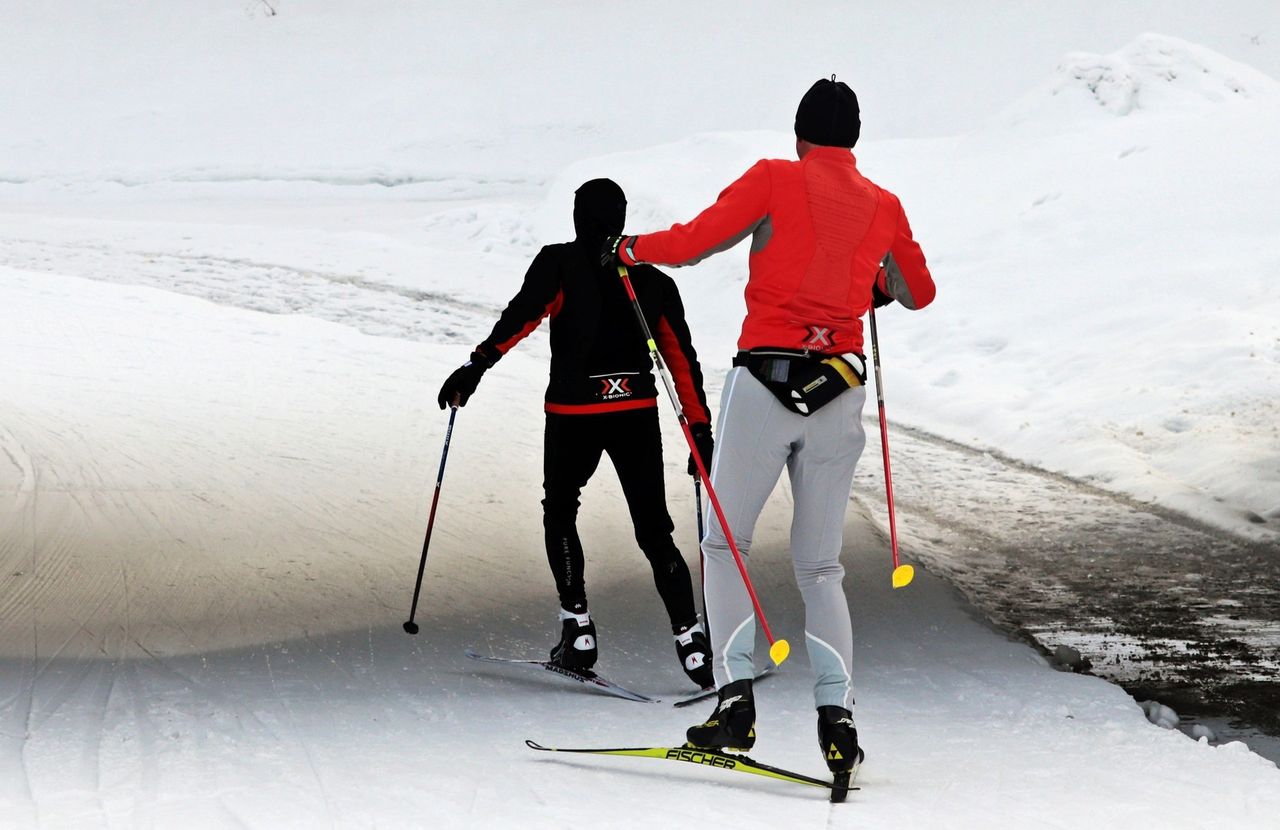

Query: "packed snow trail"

xmin=2 ymin=268 xmax=1279 ymax=828
xmin=0 ymin=235 xmax=503 ymax=348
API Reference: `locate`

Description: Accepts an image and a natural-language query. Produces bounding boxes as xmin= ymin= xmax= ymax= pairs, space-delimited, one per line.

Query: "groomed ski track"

xmin=1 ymin=266 xmax=1278 ymax=828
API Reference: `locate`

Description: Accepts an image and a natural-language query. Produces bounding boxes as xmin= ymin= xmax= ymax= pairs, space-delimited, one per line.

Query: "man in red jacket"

xmin=603 ymin=78 xmax=935 ymax=779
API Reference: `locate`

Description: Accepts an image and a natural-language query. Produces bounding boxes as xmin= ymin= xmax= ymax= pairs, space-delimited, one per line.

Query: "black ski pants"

xmin=542 ymin=407 xmax=697 ymax=631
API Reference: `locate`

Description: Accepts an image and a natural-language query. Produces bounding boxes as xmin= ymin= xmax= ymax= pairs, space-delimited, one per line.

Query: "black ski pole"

xmin=403 ymin=403 xmax=459 ymax=634
xmin=694 ymin=477 xmax=705 ymax=543
xmin=694 ymin=476 xmax=707 ymax=637
xmin=694 ymin=477 xmax=705 ymax=586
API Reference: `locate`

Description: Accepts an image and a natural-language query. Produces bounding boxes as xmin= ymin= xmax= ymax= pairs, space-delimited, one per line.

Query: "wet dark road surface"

xmin=851 ymin=423 xmax=1280 ymax=761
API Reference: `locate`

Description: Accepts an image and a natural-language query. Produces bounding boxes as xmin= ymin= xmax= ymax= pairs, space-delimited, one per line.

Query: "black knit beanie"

xmin=573 ymin=178 xmax=627 ymax=244
xmin=794 ymin=77 xmax=860 ymax=148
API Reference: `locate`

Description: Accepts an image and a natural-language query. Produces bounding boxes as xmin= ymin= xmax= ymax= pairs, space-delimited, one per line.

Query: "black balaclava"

xmin=573 ymin=178 xmax=627 ymax=247
xmin=794 ymin=77 xmax=861 ymax=148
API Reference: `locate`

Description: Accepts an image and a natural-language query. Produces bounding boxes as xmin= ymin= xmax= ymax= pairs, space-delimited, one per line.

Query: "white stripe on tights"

xmin=805 ymin=630 xmax=852 ymax=703
xmin=709 ymin=367 xmax=742 ymax=487
xmin=716 ymin=614 xmax=754 ymax=683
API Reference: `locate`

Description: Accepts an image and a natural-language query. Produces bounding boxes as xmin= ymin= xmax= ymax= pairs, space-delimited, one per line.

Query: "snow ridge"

xmin=1000 ymin=33 xmax=1280 ymax=126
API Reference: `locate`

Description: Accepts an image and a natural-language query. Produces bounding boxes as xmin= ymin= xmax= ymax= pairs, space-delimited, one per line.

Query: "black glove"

xmin=872 ymin=281 xmax=895 ymax=308
xmin=688 ymin=422 xmax=714 ymax=477
xmin=600 ymin=235 xmax=637 ymax=268
xmin=437 ymin=352 xmax=491 ymax=409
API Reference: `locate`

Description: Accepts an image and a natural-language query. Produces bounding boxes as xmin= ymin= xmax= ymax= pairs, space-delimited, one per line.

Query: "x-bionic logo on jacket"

xmin=599 ymin=376 xmax=632 ymax=400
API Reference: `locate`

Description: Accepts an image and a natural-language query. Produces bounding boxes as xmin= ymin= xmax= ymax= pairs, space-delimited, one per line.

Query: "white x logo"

xmin=601 ymin=377 xmax=631 ymax=397
xmin=805 ymin=326 xmax=833 ymax=348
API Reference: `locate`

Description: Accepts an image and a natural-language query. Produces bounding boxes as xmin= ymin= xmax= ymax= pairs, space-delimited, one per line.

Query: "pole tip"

xmin=892 ymin=564 xmax=915 ymax=589
xmin=402 ymin=621 xmax=420 ymax=635
xmin=768 ymin=639 xmax=791 ymax=666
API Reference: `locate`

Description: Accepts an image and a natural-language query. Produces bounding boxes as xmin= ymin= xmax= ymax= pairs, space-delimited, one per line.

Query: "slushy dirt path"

xmin=867 ymin=424 xmax=1280 ymax=759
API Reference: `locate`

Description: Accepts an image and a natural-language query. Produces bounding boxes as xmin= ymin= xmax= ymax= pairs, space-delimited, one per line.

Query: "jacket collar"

xmin=804 ymin=145 xmax=857 ymax=165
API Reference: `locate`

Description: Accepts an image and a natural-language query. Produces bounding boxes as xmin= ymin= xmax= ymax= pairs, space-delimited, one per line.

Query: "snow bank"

xmin=1141 ymin=700 xmax=1182 ymax=729
xmin=4 ymin=2 xmax=1279 ymax=184
xmin=998 ymin=33 xmax=1280 ymax=125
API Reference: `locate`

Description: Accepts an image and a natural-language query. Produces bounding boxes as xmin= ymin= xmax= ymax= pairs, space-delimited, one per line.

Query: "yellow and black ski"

xmin=525 ymin=739 xmax=860 ymax=798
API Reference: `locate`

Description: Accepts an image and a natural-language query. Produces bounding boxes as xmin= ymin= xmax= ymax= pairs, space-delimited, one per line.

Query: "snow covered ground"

xmin=2 ymin=2 xmax=1280 ymax=827
xmin=5 ymin=5 xmax=1277 ymax=540
xmin=3 ymin=269 xmax=1279 ymax=828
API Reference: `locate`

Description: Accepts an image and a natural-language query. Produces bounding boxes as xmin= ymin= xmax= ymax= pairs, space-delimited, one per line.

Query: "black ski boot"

xmin=673 ymin=623 xmax=713 ymax=689
xmin=685 ymin=678 xmax=755 ymax=750
xmin=549 ymin=611 xmax=597 ymax=671
xmin=817 ymin=705 xmax=863 ymax=803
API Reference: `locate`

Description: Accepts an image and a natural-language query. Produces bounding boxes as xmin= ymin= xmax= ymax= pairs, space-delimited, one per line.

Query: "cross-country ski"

xmin=525 ymin=740 xmax=862 ymax=800
xmin=463 ymin=649 xmax=658 ymax=702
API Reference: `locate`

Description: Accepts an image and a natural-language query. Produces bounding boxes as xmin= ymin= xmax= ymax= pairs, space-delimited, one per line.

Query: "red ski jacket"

xmin=621 ymin=147 xmax=935 ymax=354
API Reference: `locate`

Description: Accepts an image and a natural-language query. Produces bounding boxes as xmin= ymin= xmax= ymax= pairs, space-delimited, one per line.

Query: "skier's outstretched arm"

xmin=437 ymin=249 xmax=563 ymax=408
xmin=620 ymin=162 xmax=772 ymax=268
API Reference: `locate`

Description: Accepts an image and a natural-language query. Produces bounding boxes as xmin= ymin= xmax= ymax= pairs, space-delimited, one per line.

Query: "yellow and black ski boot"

xmin=817 ymin=705 xmax=863 ymax=803
xmin=685 ymin=678 xmax=755 ymax=750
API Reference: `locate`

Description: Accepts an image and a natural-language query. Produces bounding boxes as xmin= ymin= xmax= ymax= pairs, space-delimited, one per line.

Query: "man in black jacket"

xmin=437 ymin=178 xmax=715 ymax=688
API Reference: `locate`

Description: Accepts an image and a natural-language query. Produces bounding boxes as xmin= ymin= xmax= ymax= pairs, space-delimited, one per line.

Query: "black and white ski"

xmin=670 ymin=664 xmax=777 ymax=708
xmin=463 ymin=649 xmax=657 ymax=703
xmin=525 ymin=739 xmax=861 ymax=799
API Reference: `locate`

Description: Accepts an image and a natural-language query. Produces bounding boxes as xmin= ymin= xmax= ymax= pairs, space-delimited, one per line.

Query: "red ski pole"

xmin=867 ymin=305 xmax=914 ymax=589
xmin=617 ymin=266 xmax=789 ymax=665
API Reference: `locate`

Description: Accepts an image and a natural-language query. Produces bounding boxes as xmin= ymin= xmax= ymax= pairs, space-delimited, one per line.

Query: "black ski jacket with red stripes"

xmin=473 ymin=238 xmax=711 ymax=425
